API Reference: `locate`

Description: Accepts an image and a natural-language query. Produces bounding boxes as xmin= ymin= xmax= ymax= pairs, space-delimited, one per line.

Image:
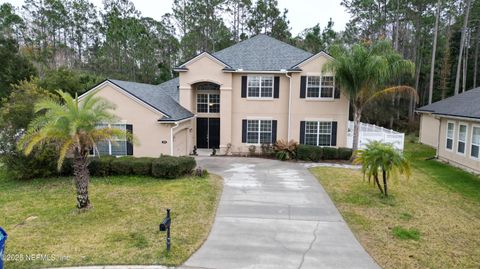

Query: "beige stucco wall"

xmin=178 ymin=53 xmax=350 ymax=154
xmin=419 ymin=113 xmax=440 ymax=147
xmin=437 ymin=117 xmax=480 ymax=173
xmin=290 ymin=55 xmax=350 ymax=147
xmin=85 ymin=83 xmax=191 ymax=157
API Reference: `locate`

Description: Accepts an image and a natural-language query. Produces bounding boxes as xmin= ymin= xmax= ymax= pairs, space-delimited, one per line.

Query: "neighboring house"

xmin=79 ymin=34 xmax=349 ymax=157
xmin=417 ymin=88 xmax=480 ymax=173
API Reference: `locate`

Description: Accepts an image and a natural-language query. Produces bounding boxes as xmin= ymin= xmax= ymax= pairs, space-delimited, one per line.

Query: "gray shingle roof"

xmin=417 ymin=88 xmax=480 ymax=119
xmin=178 ymin=34 xmax=313 ymax=71
xmin=108 ymin=78 xmax=192 ymax=122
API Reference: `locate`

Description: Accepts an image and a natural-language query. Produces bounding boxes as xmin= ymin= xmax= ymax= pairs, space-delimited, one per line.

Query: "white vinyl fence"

xmin=347 ymin=121 xmax=405 ymax=151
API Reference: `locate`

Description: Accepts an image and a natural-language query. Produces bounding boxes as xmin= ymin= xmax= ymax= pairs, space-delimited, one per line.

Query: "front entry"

xmin=197 ymin=118 xmax=220 ymax=149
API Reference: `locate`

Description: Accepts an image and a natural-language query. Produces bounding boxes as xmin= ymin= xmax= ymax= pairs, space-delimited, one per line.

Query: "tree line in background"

xmin=0 ymin=0 xmax=479 ymax=131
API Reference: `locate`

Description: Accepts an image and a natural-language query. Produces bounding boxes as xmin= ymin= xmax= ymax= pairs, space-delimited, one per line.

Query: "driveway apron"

xmin=183 ymin=157 xmax=379 ymax=269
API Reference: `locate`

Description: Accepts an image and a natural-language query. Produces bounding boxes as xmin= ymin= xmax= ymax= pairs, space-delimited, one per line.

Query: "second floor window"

xmin=307 ymin=76 xmax=334 ymax=99
xmin=197 ymin=93 xmax=220 ymax=113
xmin=248 ymin=76 xmax=273 ymax=98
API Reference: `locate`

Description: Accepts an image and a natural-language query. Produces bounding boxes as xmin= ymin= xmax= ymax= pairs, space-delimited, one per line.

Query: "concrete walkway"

xmin=184 ymin=157 xmax=379 ymax=269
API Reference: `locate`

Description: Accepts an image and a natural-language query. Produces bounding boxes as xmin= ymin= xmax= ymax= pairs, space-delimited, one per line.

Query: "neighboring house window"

xmin=446 ymin=122 xmax=454 ymax=150
xmin=247 ymin=76 xmax=273 ymax=98
xmin=197 ymin=93 xmax=220 ymax=113
xmin=306 ymin=76 xmax=334 ymax=99
xmin=247 ymin=120 xmax=272 ymax=144
xmin=305 ymin=121 xmax=332 ymax=146
xmin=95 ymin=123 xmax=127 ymax=156
xmin=457 ymin=124 xmax=467 ymax=155
xmin=471 ymin=126 xmax=480 ymax=159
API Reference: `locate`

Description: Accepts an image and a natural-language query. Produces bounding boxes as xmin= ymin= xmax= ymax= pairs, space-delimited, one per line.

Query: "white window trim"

xmin=94 ymin=123 xmax=128 ymax=156
xmin=305 ymin=75 xmax=335 ymax=100
xmin=304 ymin=121 xmax=333 ymax=147
xmin=470 ymin=125 xmax=480 ymax=160
xmin=456 ymin=122 xmax=468 ymax=156
xmin=246 ymin=119 xmax=273 ymax=145
xmin=446 ymin=121 xmax=455 ymax=152
xmin=197 ymin=93 xmax=220 ymax=113
xmin=247 ymin=75 xmax=274 ymax=99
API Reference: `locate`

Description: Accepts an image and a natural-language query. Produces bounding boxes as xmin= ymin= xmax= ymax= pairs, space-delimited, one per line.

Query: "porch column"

xmin=219 ymin=87 xmax=232 ymax=154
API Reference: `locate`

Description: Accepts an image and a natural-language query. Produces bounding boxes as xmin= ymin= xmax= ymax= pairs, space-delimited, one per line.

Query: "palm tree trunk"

xmin=382 ymin=170 xmax=388 ymax=197
xmin=73 ymin=152 xmax=91 ymax=209
xmin=374 ymin=174 xmax=384 ymax=195
xmin=352 ymin=107 xmax=362 ymax=158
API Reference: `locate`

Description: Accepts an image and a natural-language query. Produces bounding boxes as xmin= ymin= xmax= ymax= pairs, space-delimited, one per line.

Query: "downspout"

xmin=435 ymin=115 xmax=441 ymax=159
xmin=285 ymin=72 xmax=292 ymax=141
xmin=170 ymin=122 xmax=180 ymax=155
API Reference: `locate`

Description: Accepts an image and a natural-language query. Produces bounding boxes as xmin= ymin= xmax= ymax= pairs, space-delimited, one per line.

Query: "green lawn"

xmin=310 ymin=140 xmax=480 ymax=269
xmin=0 ymin=173 xmax=222 ymax=269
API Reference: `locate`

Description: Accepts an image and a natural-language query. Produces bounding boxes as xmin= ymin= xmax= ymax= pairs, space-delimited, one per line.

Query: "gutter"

xmin=162 ymin=117 xmax=194 ymax=155
xmin=170 ymin=122 xmax=180 ymax=155
xmin=285 ymin=72 xmax=292 ymax=141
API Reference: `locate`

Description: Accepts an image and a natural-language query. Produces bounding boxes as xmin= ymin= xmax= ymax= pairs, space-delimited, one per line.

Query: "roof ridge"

xmin=213 ymin=34 xmax=311 ymax=58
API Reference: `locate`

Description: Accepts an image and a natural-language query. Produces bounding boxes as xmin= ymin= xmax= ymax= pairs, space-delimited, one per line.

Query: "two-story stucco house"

xmin=417 ymin=88 xmax=480 ymax=173
xmin=80 ymin=34 xmax=349 ymax=157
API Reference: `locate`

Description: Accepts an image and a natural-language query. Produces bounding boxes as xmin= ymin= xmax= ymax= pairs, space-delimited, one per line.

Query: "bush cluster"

xmin=296 ymin=145 xmax=353 ymax=161
xmin=87 ymin=155 xmax=196 ymax=179
xmin=152 ymin=156 xmax=196 ymax=179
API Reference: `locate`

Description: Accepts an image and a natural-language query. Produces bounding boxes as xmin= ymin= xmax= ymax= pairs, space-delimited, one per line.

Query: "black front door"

xmin=197 ymin=118 xmax=220 ymax=149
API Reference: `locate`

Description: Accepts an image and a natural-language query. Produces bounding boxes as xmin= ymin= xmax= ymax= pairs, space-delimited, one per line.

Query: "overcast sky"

xmin=1 ymin=0 xmax=350 ymax=35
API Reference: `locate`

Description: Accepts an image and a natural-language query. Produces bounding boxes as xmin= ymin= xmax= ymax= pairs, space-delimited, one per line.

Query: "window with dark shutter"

xmin=331 ymin=122 xmax=337 ymax=146
xmin=272 ymin=120 xmax=278 ymax=143
xmin=241 ymin=76 xmax=247 ymax=98
xmin=242 ymin=120 xmax=247 ymax=142
xmin=274 ymin=77 xmax=280 ymax=98
xmin=334 ymin=86 xmax=341 ymax=99
xmin=300 ymin=121 xmax=305 ymax=144
xmin=302 ymin=121 xmax=336 ymax=146
xmin=300 ymin=76 xmax=306 ymax=98
xmin=126 ymin=124 xmax=133 ymax=155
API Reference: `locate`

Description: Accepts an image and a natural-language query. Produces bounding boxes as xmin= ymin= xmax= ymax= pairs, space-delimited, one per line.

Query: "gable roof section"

xmin=176 ymin=34 xmax=313 ymax=72
xmin=82 ymin=78 xmax=191 ymax=122
xmin=213 ymin=35 xmax=313 ymax=71
xmin=291 ymin=51 xmax=334 ymax=69
xmin=417 ymin=88 xmax=480 ymax=120
xmin=175 ymin=52 xmax=232 ymax=71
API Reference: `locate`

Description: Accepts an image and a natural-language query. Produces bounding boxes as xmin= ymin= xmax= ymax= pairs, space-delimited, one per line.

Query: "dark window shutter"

xmin=242 ymin=120 xmax=247 ymax=143
xmin=241 ymin=76 xmax=247 ymax=98
xmin=126 ymin=124 xmax=133 ymax=155
xmin=300 ymin=121 xmax=305 ymax=144
xmin=334 ymin=86 xmax=341 ymax=99
xmin=272 ymin=120 xmax=277 ymax=143
xmin=300 ymin=76 xmax=306 ymax=98
xmin=331 ymin=121 xmax=337 ymax=146
xmin=274 ymin=76 xmax=280 ymax=98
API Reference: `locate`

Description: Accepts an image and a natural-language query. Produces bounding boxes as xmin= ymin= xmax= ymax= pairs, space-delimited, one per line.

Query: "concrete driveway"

xmin=183 ymin=157 xmax=379 ymax=269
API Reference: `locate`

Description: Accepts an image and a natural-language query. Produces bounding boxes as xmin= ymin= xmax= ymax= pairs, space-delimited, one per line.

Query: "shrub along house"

xmin=79 ymin=34 xmax=349 ymax=157
xmin=417 ymin=88 xmax=480 ymax=173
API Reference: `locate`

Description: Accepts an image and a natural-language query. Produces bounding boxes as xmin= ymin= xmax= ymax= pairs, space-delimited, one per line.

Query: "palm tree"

xmin=18 ymin=91 xmax=129 ymax=209
xmin=354 ymin=141 xmax=411 ymax=197
xmin=323 ymin=40 xmax=416 ymax=155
